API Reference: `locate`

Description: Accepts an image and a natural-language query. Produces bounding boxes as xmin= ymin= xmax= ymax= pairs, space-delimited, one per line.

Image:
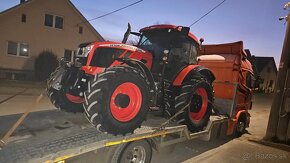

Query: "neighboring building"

xmin=254 ymin=57 xmax=277 ymax=93
xmin=245 ymin=49 xmax=259 ymax=80
xmin=0 ymin=0 xmax=104 ymax=80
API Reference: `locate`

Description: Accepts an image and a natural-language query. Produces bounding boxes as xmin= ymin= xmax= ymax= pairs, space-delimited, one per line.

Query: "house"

xmin=253 ymin=57 xmax=277 ymax=93
xmin=0 ymin=0 xmax=104 ymax=80
xmin=245 ymin=49 xmax=259 ymax=81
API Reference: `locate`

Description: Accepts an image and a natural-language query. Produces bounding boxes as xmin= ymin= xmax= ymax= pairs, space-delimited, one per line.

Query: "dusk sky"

xmin=1 ymin=0 xmax=289 ymax=65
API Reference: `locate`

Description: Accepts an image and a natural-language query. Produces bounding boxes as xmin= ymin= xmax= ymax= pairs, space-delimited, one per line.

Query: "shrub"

xmin=34 ymin=51 xmax=59 ymax=80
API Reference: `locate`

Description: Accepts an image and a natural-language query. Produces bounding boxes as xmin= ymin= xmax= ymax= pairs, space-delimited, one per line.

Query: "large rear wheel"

xmin=174 ymin=79 xmax=213 ymax=132
xmin=83 ymin=66 xmax=150 ymax=135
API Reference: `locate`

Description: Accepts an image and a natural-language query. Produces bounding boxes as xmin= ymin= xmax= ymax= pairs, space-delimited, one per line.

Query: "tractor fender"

xmin=117 ymin=58 xmax=156 ymax=104
xmin=173 ymin=65 xmax=216 ymax=86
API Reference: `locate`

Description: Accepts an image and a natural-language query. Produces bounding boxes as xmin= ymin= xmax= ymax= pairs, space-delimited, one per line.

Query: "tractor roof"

xmin=139 ymin=24 xmax=200 ymax=44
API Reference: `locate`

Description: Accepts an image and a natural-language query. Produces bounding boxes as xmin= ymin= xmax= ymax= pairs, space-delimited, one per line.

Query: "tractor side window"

xmin=169 ymin=38 xmax=198 ymax=66
xmin=188 ymin=42 xmax=198 ymax=64
xmin=90 ymin=47 xmax=124 ymax=67
xmin=139 ymin=35 xmax=152 ymax=46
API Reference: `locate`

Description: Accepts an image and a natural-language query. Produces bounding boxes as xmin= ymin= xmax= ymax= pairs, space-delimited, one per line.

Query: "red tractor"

xmin=47 ymin=24 xmax=215 ymax=135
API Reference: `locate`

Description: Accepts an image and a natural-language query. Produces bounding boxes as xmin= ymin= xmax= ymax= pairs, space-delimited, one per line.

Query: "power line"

xmin=189 ymin=0 xmax=227 ymax=27
xmin=78 ymin=0 xmax=143 ymax=25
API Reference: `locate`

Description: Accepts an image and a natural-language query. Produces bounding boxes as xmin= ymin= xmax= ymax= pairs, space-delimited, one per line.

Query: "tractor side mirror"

xmin=199 ymin=38 xmax=204 ymax=45
xmin=130 ymin=32 xmax=141 ymax=36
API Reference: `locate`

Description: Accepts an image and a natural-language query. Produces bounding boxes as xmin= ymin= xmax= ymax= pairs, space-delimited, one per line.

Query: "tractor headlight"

xmin=76 ymin=45 xmax=94 ymax=57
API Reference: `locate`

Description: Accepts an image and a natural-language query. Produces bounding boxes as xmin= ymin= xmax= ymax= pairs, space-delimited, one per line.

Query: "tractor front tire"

xmin=83 ymin=66 xmax=150 ymax=135
xmin=47 ymin=87 xmax=84 ymax=113
xmin=47 ymin=67 xmax=84 ymax=113
xmin=174 ymin=79 xmax=213 ymax=132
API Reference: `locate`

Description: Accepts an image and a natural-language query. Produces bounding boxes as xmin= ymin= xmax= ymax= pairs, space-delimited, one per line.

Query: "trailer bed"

xmin=0 ymin=111 xmax=228 ymax=163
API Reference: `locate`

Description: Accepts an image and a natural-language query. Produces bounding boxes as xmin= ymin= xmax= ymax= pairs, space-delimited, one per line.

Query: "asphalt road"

xmin=0 ymin=80 xmax=277 ymax=163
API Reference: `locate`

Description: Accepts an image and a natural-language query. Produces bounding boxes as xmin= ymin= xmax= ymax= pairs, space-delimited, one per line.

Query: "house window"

xmin=21 ymin=14 xmax=26 ymax=23
xmin=44 ymin=14 xmax=63 ymax=29
xmin=7 ymin=41 xmax=18 ymax=55
xmin=19 ymin=43 xmax=29 ymax=56
xmin=55 ymin=16 xmax=63 ymax=29
xmin=44 ymin=14 xmax=53 ymax=27
xmin=269 ymin=80 xmax=274 ymax=88
xmin=260 ymin=78 xmax=264 ymax=84
xmin=64 ymin=49 xmax=74 ymax=61
xmin=7 ymin=41 xmax=29 ymax=57
xmin=79 ymin=26 xmax=83 ymax=34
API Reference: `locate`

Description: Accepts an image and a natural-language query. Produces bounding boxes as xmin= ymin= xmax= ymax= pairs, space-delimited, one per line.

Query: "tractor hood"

xmin=81 ymin=42 xmax=152 ymax=75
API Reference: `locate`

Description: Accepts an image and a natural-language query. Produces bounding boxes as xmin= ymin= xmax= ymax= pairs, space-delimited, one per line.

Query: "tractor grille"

xmin=90 ymin=47 xmax=124 ymax=67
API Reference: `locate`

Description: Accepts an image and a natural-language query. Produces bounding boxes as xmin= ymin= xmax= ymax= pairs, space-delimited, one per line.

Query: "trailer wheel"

xmin=235 ymin=114 xmax=247 ymax=137
xmin=83 ymin=66 xmax=150 ymax=135
xmin=174 ymin=79 xmax=213 ymax=132
xmin=111 ymin=140 xmax=152 ymax=163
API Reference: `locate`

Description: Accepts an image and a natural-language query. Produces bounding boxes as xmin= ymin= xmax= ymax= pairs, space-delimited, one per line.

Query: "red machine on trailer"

xmin=47 ymin=24 xmax=255 ymax=138
xmin=0 ymin=25 xmax=256 ymax=163
xmin=47 ymin=24 xmax=216 ymax=135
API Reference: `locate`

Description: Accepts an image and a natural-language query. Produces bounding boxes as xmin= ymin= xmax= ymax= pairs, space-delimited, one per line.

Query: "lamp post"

xmin=265 ymin=2 xmax=290 ymax=143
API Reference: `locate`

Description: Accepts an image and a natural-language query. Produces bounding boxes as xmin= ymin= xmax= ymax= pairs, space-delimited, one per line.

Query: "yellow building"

xmin=0 ymin=0 xmax=103 ymax=80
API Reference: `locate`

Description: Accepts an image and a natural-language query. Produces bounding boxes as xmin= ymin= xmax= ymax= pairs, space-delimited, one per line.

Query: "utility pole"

xmin=265 ymin=2 xmax=290 ymax=143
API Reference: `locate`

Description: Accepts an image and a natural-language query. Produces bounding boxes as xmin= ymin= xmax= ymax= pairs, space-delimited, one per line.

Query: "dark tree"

xmin=34 ymin=51 xmax=59 ymax=80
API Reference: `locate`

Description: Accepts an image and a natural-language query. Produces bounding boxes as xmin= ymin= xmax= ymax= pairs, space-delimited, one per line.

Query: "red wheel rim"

xmin=66 ymin=93 xmax=85 ymax=103
xmin=189 ymin=88 xmax=208 ymax=121
xmin=110 ymin=82 xmax=142 ymax=122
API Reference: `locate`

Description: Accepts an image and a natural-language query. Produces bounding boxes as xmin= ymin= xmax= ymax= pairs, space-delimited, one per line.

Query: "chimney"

xmin=20 ymin=0 xmax=26 ymax=4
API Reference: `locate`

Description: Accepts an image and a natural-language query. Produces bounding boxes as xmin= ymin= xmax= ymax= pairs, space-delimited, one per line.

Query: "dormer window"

xmin=44 ymin=14 xmax=63 ymax=29
xmin=79 ymin=26 xmax=83 ymax=34
xmin=21 ymin=14 xmax=26 ymax=23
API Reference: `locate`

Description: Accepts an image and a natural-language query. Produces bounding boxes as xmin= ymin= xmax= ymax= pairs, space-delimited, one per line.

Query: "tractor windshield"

xmin=138 ymin=29 xmax=198 ymax=79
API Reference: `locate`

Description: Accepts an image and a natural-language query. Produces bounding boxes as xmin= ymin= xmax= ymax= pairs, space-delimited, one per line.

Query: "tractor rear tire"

xmin=174 ymin=79 xmax=213 ymax=132
xmin=83 ymin=66 xmax=150 ymax=135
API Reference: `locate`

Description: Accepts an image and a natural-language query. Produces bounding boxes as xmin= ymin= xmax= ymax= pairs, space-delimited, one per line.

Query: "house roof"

xmin=0 ymin=0 xmax=31 ymax=15
xmin=0 ymin=0 xmax=104 ymax=41
xmin=253 ymin=56 xmax=277 ymax=74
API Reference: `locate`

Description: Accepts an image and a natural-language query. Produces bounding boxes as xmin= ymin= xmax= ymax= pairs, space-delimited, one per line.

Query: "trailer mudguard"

xmin=227 ymin=110 xmax=250 ymax=135
xmin=173 ymin=65 xmax=215 ymax=86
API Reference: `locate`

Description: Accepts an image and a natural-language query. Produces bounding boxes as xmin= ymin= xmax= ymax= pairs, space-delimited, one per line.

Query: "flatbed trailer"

xmin=0 ymin=82 xmax=239 ymax=163
xmin=0 ymin=81 xmax=247 ymax=163
xmin=0 ymin=114 xmax=229 ymax=163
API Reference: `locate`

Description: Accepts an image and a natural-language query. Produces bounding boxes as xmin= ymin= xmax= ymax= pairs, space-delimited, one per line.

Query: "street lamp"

xmin=265 ymin=2 xmax=290 ymax=143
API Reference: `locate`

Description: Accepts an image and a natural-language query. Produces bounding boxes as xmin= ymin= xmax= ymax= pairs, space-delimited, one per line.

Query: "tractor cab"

xmin=136 ymin=25 xmax=200 ymax=81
